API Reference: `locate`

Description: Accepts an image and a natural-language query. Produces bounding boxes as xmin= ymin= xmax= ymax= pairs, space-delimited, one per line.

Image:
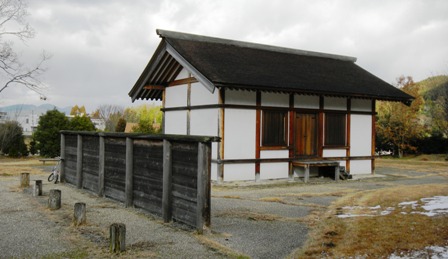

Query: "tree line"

xmin=0 ymin=104 xmax=162 ymax=158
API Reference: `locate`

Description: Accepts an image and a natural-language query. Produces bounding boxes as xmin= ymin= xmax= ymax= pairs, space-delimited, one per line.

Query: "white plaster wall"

xmin=164 ymin=111 xmax=187 ymax=134
xmin=350 ymin=160 xmax=371 ymax=174
xmin=190 ymin=109 xmax=218 ymax=136
xmin=224 ymin=164 xmax=255 ymax=181
xmin=350 ymin=115 xmax=372 ymax=156
xmin=175 ymin=67 xmax=190 ymax=80
xmin=351 ymin=99 xmax=372 ymax=112
xmin=324 ymin=97 xmax=347 ymax=110
xmin=323 ymin=149 xmax=346 ymax=157
xmin=260 ymin=163 xmax=289 ymax=180
xmin=224 ymin=109 xmax=256 ymax=159
xmin=211 ymin=142 xmax=218 ymax=160
xmin=295 ymin=95 xmax=319 ymax=109
xmin=165 ymin=85 xmax=188 ymax=107
xmin=190 ymin=82 xmax=219 ymax=105
xmin=260 ymin=150 xmax=288 ymax=158
xmin=225 ymin=90 xmax=256 ymax=105
xmin=261 ymin=92 xmax=289 ymax=107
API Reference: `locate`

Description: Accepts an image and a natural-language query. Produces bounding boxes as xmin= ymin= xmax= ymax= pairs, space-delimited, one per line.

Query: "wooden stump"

xmin=33 ymin=180 xmax=42 ymax=197
xmin=48 ymin=189 xmax=61 ymax=210
xmin=20 ymin=173 xmax=30 ymax=188
xmin=73 ymin=202 xmax=86 ymax=226
xmin=110 ymin=223 xmax=126 ymax=253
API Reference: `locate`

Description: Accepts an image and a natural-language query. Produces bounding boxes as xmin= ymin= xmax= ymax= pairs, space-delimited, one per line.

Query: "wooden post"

xmin=335 ymin=165 xmax=340 ymax=182
xmin=125 ymin=137 xmax=133 ymax=208
xmin=110 ymin=223 xmax=126 ymax=253
xmin=76 ymin=134 xmax=83 ymax=189
xmin=48 ymin=189 xmax=61 ymax=210
xmin=60 ymin=133 xmax=66 ymax=182
xmin=33 ymin=180 xmax=42 ymax=197
xmin=304 ymin=166 xmax=310 ymax=183
xmin=20 ymin=173 xmax=30 ymax=188
xmin=98 ymin=135 xmax=105 ymax=197
xmin=196 ymin=142 xmax=211 ymax=233
xmin=73 ymin=202 xmax=86 ymax=226
xmin=162 ymin=139 xmax=172 ymax=223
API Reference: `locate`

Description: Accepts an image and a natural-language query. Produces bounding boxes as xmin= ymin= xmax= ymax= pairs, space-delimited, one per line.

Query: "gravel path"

xmin=0 ymin=162 xmax=446 ymax=258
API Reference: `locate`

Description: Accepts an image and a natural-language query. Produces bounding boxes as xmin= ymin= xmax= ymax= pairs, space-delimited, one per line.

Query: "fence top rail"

xmin=60 ymin=131 xmax=220 ymax=143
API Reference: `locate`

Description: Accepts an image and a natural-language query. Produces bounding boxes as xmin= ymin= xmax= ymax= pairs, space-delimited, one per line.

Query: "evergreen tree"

xmin=34 ymin=109 xmax=70 ymax=157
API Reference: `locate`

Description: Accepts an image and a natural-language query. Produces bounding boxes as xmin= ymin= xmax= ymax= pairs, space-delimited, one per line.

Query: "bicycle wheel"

xmin=54 ymin=174 xmax=59 ymax=184
xmin=48 ymin=173 xmax=55 ymax=182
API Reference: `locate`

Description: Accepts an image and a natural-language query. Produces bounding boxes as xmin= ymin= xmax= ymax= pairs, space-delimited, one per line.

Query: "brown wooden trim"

xmin=260 ymin=146 xmax=291 ymax=151
xmin=255 ymin=91 xmax=261 ymax=178
xmin=318 ymin=96 xmax=324 ymax=157
xmin=323 ymin=145 xmax=349 ymax=149
xmin=371 ymin=100 xmax=376 ymax=174
xmin=144 ymin=85 xmax=165 ymax=90
xmin=212 ymin=155 xmax=375 ymax=164
xmin=346 ymin=98 xmax=351 ymax=172
xmin=217 ymin=88 xmax=225 ymax=181
xmin=186 ymin=73 xmax=192 ymax=135
xmin=288 ymin=94 xmax=295 ymax=178
xmin=168 ymin=77 xmax=198 ymax=87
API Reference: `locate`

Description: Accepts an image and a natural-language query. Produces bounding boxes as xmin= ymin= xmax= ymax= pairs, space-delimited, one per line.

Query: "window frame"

xmin=261 ymin=109 xmax=288 ymax=148
xmin=324 ymin=112 xmax=347 ymax=147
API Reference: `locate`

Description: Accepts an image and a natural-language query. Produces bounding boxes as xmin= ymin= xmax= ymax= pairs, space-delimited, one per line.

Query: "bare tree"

xmin=96 ymin=104 xmax=124 ymax=132
xmin=0 ymin=0 xmax=49 ymax=98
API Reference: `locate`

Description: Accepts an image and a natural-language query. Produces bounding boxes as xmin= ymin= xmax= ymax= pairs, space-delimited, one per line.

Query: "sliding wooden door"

xmin=295 ymin=113 xmax=318 ymax=157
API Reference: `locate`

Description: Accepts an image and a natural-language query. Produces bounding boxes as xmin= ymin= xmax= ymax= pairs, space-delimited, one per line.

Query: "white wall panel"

xmin=323 ymin=149 xmax=346 ymax=157
xmin=164 ymin=111 xmax=187 ymax=134
xmin=350 ymin=115 xmax=372 ymax=156
xmin=350 ymin=160 xmax=371 ymax=174
xmin=191 ymin=82 xmax=219 ymax=105
xmin=190 ymin=109 xmax=218 ymax=136
xmin=324 ymin=97 xmax=347 ymax=110
xmin=223 ymin=164 xmax=255 ymax=181
xmin=165 ymin=85 xmax=188 ymax=107
xmin=294 ymin=95 xmax=319 ymax=109
xmin=260 ymin=150 xmax=289 ymax=158
xmin=224 ymin=109 xmax=256 ymax=159
xmin=211 ymin=163 xmax=218 ymax=181
xmin=175 ymin=67 xmax=190 ymax=80
xmin=351 ymin=99 xmax=372 ymax=112
xmin=212 ymin=142 xmax=218 ymax=160
xmin=260 ymin=163 xmax=289 ymax=180
xmin=261 ymin=92 xmax=289 ymax=107
xmin=226 ymin=90 xmax=256 ymax=105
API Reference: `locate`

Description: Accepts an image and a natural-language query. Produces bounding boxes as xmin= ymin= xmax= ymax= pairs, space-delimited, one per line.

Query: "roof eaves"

xmin=165 ymin=42 xmax=216 ymax=93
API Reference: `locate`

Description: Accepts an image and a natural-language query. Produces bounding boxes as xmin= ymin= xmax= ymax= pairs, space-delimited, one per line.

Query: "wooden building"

xmin=129 ymin=30 xmax=413 ymax=182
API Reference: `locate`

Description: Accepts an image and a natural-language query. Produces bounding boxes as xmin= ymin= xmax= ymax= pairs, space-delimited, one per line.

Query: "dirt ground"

xmin=0 ymin=156 xmax=447 ymax=258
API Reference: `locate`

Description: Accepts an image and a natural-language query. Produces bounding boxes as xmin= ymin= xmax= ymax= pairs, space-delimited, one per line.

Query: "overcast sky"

xmin=0 ymin=0 xmax=447 ymax=112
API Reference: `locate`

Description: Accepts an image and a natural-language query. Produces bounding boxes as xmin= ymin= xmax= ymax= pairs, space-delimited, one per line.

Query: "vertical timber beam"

xmin=196 ymin=142 xmax=211 ymax=233
xmin=161 ymin=89 xmax=166 ymax=134
xmin=217 ymin=88 xmax=225 ymax=182
xmin=255 ymin=91 xmax=261 ymax=181
xmin=346 ymin=98 xmax=351 ymax=173
xmin=76 ymin=134 xmax=83 ymax=189
xmin=371 ymin=100 xmax=376 ymax=175
xmin=318 ymin=96 xmax=324 ymax=157
xmin=162 ymin=139 xmax=172 ymax=222
xmin=186 ymin=73 xmax=192 ymax=135
xmin=60 ymin=133 xmax=66 ymax=183
xmin=125 ymin=137 xmax=134 ymax=208
xmin=98 ymin=135 xmax=105 ymax=197
xmin=288 ymin=94 xmax=295 ymax=180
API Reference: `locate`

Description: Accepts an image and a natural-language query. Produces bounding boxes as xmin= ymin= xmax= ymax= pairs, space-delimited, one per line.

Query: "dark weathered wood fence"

xmin=60 ymin=131 xmax=219 ymax=232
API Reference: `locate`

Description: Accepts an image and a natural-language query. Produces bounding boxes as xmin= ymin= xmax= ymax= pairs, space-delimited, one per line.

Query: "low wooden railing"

xmin=60 ymin=131 xmax=219 ymax=232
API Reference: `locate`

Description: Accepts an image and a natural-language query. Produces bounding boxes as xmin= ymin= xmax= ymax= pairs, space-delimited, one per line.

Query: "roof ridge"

xmin=156 ymin=29 xmax=357 ymax=62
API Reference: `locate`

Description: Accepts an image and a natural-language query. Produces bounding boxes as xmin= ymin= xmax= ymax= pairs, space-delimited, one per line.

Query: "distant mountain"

xmin=416 ymin=75 xmax=448 ymax=101
xmin=0 ymin=104 xmax=71 ymax=116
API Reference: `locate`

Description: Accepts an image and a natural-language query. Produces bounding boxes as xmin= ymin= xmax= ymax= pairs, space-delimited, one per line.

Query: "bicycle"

xmin=48 ymin=157 xmax=61 ymax=184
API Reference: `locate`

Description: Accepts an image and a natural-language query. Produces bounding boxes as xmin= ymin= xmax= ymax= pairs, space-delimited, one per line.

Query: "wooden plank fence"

xmin=60 ymin=131 xmax=219 ymax=232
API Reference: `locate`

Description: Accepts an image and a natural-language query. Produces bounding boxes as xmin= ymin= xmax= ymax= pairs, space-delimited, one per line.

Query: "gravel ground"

xmin=0 ymin=161 xmax=446 ymax=258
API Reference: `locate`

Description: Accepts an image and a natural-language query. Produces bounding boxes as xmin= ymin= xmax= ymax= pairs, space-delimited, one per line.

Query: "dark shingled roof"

xmin=129 ymin=30 xmax=413 ymax=104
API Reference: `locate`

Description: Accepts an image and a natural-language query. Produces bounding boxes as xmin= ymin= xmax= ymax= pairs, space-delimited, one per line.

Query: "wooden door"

xmin=295 ymin=113 xmax=318 ymax=157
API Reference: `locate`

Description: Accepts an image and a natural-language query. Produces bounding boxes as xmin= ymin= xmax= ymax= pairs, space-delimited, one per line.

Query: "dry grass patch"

xmin=196 ymin=235 xmax=250 ymax=258
xmin=294 ymin=184 xmax=448 ymax=258
xmin=377 ymin=156 xmax=448 ymax=175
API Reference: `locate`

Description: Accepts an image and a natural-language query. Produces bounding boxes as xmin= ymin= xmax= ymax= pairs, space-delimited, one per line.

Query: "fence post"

xmin=98 ymin=134 xmax=105 ymax=197
xmin=162 ymin=139 xmax=172 ymax=223
xmin=196 ymin=142 xmax=211 ymax=233
xmin=60 ymin=133 xmax=66 ymax=182
xmin=20 ymin=173 xmax=30 ymax=188
xmin=48 ymin=189 xmax=61 ymax=210
xmin=33 ymin=180 xmax=42 ymax=197
xmin=76 ymin=134 xmax=83 ymax=189
xmin=125 ymin=137 xmax=133 ymax=207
